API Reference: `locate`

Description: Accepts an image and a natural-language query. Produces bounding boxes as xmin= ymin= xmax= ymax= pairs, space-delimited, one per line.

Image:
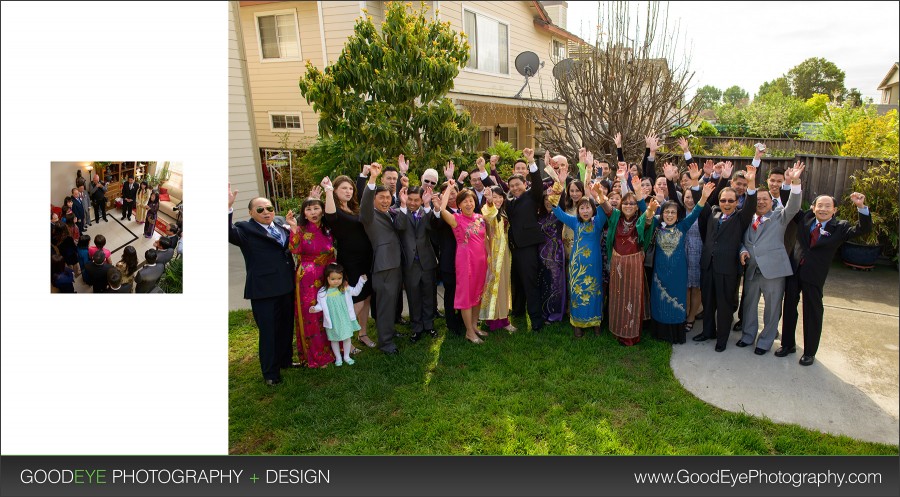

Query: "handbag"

xmin=644 ymin=224 xmax=660 ymax=269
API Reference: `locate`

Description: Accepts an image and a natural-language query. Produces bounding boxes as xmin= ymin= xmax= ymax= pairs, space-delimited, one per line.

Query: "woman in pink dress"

xmin=286 ymin=197 xmax=336 ymax=368
xmin=436 ymin=184 xmax=489 ymax=344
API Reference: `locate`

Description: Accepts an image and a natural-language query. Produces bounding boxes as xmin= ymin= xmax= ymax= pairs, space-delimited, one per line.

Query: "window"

xmin=551 ymin=39 xmax=566 ymax=63
xmin=255 ymin=10 xmax=301 ymax=61
xmin=499 ymin=126 xmax=518 ymax=150
xmin=270 ymin=113 xmax=303 ymax=132
xmin=476 ymin=128 xmax=493 ymax=151
xmin=463 ymin=9 xmax=509 ymax=74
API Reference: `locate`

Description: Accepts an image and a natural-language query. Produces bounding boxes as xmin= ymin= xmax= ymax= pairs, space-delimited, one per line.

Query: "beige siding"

xmin=239 ymin=1 xmax=325 ymax=148
xmin=443 ymin=1 xmax=559 ymax=101
xmin=322 ymin=1 xmax=362 ymax=63
xmin=229 ymin=1 xmax=264 ymax=222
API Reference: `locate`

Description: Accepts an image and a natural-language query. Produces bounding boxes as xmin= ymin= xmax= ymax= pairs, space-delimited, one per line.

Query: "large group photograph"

xmin=227 ymin=1 xmax=898 ymax=455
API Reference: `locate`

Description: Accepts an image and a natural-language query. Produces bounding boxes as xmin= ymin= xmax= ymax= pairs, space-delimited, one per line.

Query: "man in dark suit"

xmin=431 ymin=181 xmax=464 ymax=335
xmin=693 ymin=165 xmax=758 ymax=351
xmin=70 ymin=187 xmax=87 ymax=234
xmin=777 ymin=191 xmax=871 ymax=366
xmin=134 ymin=249 xmax=166 ymax=293
xmin=84 ymin=250 xmax=113 ymax=293
xmin=505 ymin=147 xmax=546 ymax=331
xmin=396 ymin=186 xmax=439 ymax=342
xmin=360 ymin=163 xmax=403 ymax=354
xmin=228 ymin=185 xmax=296 ymax=385
xmin=155 ymin=237 xmax=175 ymax=266
xmin=121 ymin=175 xmax=138 ymax=220
xmin=106 ymin=267 xmax=133 ymax=293
xmin=89 ymin=174 xmax=108 ymax=223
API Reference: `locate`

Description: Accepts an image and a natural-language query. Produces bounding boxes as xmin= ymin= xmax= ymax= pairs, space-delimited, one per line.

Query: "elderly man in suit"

xmin=228 ymin=185 xmax=296 ymax=385
xmin=395 ymin=185 xmax=439 ymax=342
xmin=777 ymin=190 xmax=871 ymax=366
xmin=693 ymin=164 xmax=758 ymax=352
xmin=736 ymin=162 xmax=804 ymax=355
xmin=360 ymin=163 xmax=403 ymax=355
xmin=506 ymin=147 xmax=546 ymax=332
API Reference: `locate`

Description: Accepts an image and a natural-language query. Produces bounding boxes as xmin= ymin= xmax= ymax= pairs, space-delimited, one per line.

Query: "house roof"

xmin=531 ymin=0 xmax=588 ymax=45
xmin=877 ymin=62 xmax=899 ymax=90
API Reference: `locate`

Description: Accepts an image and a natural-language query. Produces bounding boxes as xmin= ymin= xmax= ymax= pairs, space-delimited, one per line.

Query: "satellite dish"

xmin=515 ymin=51 xmax=541 ymax=77
xmin=552 ymin=58 xmax=578 ymax=81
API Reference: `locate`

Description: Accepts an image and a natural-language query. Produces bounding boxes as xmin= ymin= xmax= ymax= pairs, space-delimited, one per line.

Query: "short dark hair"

xmin=768 ymin=167 xmax=785 ymax=177
xmin=382 ymin=166 xmax=399 ymax=175
xmin=455 ymin=188 xmax=476 ymax=208
xmin=94 ymin=234 xmax=106 ymax=249
xmin=168 ymin=223 xmax=180 ymax=235
xmin=574 ymin=197 xmax=597 ymax=222
xmin=508 ymin=174 xmax=526 ymax=185
xmin=51 ymin=254 xmax=66 ymax=275
xmin=78 ymin=234 xmax=91 ymax=248
xmin=406 ymin=186 xmax=423 ymax=197
xmin=92 ymin=250 xmax=106 ymax=264
xmin=145 ymin=249 xmax=158 ymax=264
xmin=160 ymin=237 xmax=172 ymax=249
xmin=373 ymin=185 xmax=390 ymax=195
xmin=733 ymin=171 xmax=748 ymax=181
xmin=514 ymin=159 xmax=527 ymax=167
xmin=107 ymin=268 xmax=122 ymax=286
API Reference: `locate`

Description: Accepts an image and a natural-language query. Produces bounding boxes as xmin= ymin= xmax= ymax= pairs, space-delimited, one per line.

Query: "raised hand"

xmin=362 ymin=163 xmax=371 ymax=176
xmin=663 ymin=162 xmax=678 ymax=181
xmin=714 ymin=161 xmax=725 ymax=176
xmin=791 ymin=161 xmax=806 ymax=183
xmin=614 ymin=132 xmax=623 ymax=149
xmin=422 ymin=186 xmax=433 ymax=206
xmin=754 ymin=142 xmax=766 ymax=160
xmin=616 ymin=162 xmax=627 ymax=179
xmin=722 ymin=161 xmax=734 ymax=178
xmin=523 ymin=148 xmax=535 ymax=163
xmin=476 ymin=156 xmax=486 ymax=172
xmin=631 ymin=175 xmax=643 ymax=198
xmin=646 ymin=197 xmax=660 ymax=218
xmin=592 ymin=183 xmax=607 ymax=205
xmin=458 ymin=170 xmax=469 ymax=182
xmin=544 ymin=149 xmax=552 ymax=168
xmin=400 ymin=175 xmax=409 ymax=189
xmin=444 ymin=160 xmax=455 ymax=180
xmin=744 ymin=164 xmax=757 ymax=186
xmin=228 ymin=182 xmax=238 ymax=209
xmin=285 ymin=209 xmax=297 ymax=229
xmin=320 ymin=176 xmax=333 ymax=191
xmin=585 ymin=151 xmax=594 ymax=168
xmin=701 ymin=181 xmax=716 ymax=202
xmin=490 ymin=154 xmax=499 ymax=167
xmin=398 ymin=154 xmax=410 ymax=175
xmin=578 ymin=147 xmax=587 ymax=164
xmin=646 ymin=133 xmax=659 ymax=153
xmin=703 ymin=159 xmax=715 ymax=177
xmin=399 ymin=186 xmax=408 ymax=207
xmin=677 ymin=136 xmax=690 ymax=153
xmin=850 ymin=192 xmax=866 ymax=208
xmin=370 ymin=162 xmax=383 ymax=179
xmin=544 ymin=163 xmax=560 ymax=182
xmin=688 ymin=162 xmax=702 ymax=182
xmin=308 ymin=185 xmax=323 ymax=200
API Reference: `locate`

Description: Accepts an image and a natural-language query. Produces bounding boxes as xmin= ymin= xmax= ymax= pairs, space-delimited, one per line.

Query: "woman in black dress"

xmin=321 ymin=175 xmax=376 ymax=348
xmin=143 ymin=191 xmax=159 ymax=238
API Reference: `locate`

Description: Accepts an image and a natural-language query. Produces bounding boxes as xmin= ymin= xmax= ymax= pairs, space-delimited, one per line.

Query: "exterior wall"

xmin=230 ymin=0 xmax=264 ymax=222
xmin=879 ymin=66 xmax=898 ymax=105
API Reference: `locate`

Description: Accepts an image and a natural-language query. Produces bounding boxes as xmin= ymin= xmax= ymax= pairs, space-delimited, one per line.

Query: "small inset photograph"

xmin=50 ymin=161 xmax=184 ymax=293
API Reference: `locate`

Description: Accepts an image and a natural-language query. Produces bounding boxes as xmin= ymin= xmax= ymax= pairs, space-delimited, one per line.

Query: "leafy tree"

xmin=820 ymin=102 xmax=877 ymax=143
xmin=695 ymin=120 xmax=719 ymax=136
xmin=786 ymin=57 xmax=846 ymax=100
xmin=845 ymin=87 xmax=863 ymax=107
xmin=837 ymin=159 xmax=899 ymax=256
xmin=695 ymin=85 xmax=722 ymax=109
xmin=297 ymin=1 xmax=477 ymax=180
xmin=723 ymin=85 xmax=749 ymax=106
xmin=757 ymin=76 xmax=791 ymax=98
xmin=840 ymin=109 xmax=899 ymax=160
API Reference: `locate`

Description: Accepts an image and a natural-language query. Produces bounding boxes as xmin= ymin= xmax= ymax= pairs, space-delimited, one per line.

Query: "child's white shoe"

xmin=344 ymin=357 xmax=355 ymax=366
xmin=334 ymin=358 xmax=343 ymax=367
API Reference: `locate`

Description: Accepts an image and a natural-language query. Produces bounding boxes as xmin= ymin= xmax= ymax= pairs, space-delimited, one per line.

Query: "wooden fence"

xmin=690 ymin=154 xmax=886 ymax=204
xmin=701 ymin=136 xmax=841 ymax=156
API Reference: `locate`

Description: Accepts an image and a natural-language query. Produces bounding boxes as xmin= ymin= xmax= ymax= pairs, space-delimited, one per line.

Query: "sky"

xmin=565 ymin=1 xmax=900 ymax=101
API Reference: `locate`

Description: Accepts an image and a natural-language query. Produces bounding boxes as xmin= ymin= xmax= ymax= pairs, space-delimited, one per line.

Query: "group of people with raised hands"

xmin=230 ymin=135 xmax=872 ymax=385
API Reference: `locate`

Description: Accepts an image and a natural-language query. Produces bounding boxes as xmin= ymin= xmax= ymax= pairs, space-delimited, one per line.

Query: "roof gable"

xmin=877 ymin=62 xmax=899 ymax=90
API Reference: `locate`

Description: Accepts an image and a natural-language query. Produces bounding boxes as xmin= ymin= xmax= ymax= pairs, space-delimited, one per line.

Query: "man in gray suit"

xmin=736 ymin=162 xmax=805 ymax=355
xmin=134 ymin=249 xmax=166 ymax=293
xmin=396 ymin=185 xmax=439 ymax=343
xmin=360 ymin=163 xmax=403 ymax=355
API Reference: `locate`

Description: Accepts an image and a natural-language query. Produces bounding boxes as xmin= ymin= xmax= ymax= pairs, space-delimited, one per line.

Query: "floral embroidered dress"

xmin=452 ymin=212 xmax=488 ymax=309
xmin=538 ymin=211 xmax=566 ymax=323
xmin=479 ymin=202 xmax=511 ymax=324
xmin=552 ymin=204 xmax=607 ymax=327
xmin=290 ymin=222 xmax=336 ymax=368
xmin=646 ymin=204 xmax=702 ymax=343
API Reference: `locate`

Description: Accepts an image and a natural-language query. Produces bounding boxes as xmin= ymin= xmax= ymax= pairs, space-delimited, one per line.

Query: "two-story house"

xmin=235 ymin=0 xmax=586 ymax=168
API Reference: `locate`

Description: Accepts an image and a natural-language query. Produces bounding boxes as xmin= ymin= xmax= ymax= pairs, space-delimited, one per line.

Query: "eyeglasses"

xmin=719 ymin=199 xmax=736 ymax=204
xmin=255 ymin=206 xmax=275 ymax=213
xmin=422 ymin=179 xmax=437 ymax=185
xmin=621 ymin=202 xmax=637 ymax=206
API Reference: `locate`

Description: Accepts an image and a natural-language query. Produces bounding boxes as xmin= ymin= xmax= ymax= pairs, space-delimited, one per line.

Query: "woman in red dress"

xmin=287 ymin=197 xmax=336 ymax=368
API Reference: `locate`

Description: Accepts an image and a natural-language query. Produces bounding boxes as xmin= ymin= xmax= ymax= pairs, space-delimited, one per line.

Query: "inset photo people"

xmin=50 ymin=161 xmax=184 ymax=293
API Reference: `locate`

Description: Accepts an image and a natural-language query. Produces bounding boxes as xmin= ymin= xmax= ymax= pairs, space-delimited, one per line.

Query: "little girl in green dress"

xmin=309 ymin=263 xmax=367 ymax=366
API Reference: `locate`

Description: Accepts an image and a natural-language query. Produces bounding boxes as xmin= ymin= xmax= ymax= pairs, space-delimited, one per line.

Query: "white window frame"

xmin=498 ymin=123 xmax=518 ymax=149
xmin=551 ymin=38 xmax=567 ymax=63
xmin=268 ymin=111 xmax=304 ymax=133
xmin=254 ymin=9 xmax=302 ymax=63
xmin=461 ymin=4 xmax=511 ymax=78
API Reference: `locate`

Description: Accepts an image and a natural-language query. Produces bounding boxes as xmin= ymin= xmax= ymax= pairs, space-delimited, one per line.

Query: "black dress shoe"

xmin=409 ymin=331 xmax=423 ymax=343
xmin=692 ymin=334 xmax=711 ymax=342
xmin=714 ymin=344 xmax=726 ymax=352
xmin=732 ymin=320 xmax=743 ymax=332
xmin=427 ymin=329 xmax=437 ymax=338
xmin=799 ymin=355 xmax=815 ymax=366
xmin=754 ymin=347 xmax=767 ymax=355
xmin=384 ymin=348 xmax=400 ymax=355
xmin=774 ymin=346 xmax=796 ymax=357
xmin=396 ymin=317 xmax=409 ymax=325
xmin=735 ymin=340 xmax=751 ymax=347
xmin=264 ymin=378 xmax=282 ymax=386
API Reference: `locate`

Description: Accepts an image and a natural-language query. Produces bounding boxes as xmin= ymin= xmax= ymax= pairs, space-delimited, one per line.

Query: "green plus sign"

xmin=250 ymin=474 xmax=259 ymax=483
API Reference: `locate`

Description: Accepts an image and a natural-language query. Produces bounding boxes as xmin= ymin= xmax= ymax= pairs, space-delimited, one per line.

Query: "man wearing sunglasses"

xmin=692 ymin=164 xmax=758 ymax=352
xmin=228 ymin=185 xmax=296 ymax=386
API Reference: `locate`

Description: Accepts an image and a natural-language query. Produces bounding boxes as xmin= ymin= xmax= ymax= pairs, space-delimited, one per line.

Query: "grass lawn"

xmin=228 ymin=310 xmax=897 ymax=455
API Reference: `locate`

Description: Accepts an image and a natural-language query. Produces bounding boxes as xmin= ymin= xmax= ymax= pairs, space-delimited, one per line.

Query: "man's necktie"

xmin=268 ymin=225 xmax=283 ymax=246
xmin=810 ymin=222 xmax=821 ymax=247
xmin=752 ymin=216 xmax=762 ymax=231
xmin=413 ymin=210 xmax=420 ymax=228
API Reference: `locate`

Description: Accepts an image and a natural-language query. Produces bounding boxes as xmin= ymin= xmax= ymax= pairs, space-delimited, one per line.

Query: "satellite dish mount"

xmin=513 ymin=51 xmax=543 ymax=99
